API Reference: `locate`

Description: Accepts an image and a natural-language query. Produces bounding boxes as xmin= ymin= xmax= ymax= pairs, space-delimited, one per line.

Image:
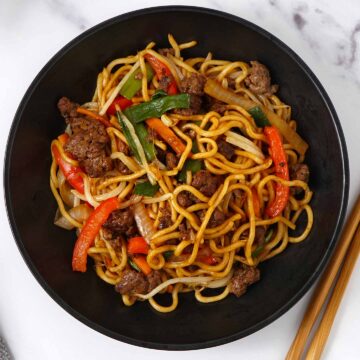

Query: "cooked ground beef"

xmin=147 ymin=270 xmax=162 ymax=292
xmin=103 ymin=208 xmax=137 ymax=237
xmin=166 ymin=152 xmax=177 ymax=169
xmin=179 ymin=223 xmax=192 ymax=241
xmin=115 ymin=269 xmax=148 ymax=295
xmin=290 ymin=163 xmax=310 ymax=195
xmin=115 ymin=269 xmax=162 ymax=295
xmin=217 ymin=139 xmax=235 ymax=160
xmin=158 ymin=75 xmax=172 ymax=92
xmin=174 ymin=73 xmax=206 ymax=115
xmin=210 ymin=101 xmax=228 ymax=115
xmin=115 ymin=159 xmax=132 ymax=174
xmin=254 ymin=226 xmax=266 ymax=246
xmin=191 ymin=170 xmax=223 ymax=197
xmin=198 ymin=208 xmax=226 ymax=228
xmin=229 ymin=264 xmax=260 ymax=297
xmin=244 ymin=61 xmax=278 ymax=96
xmin=158 ymin=207 xmax=172 ymax=230
xmin=117 ymin=139 xmax=129 ymax=155
xmin=177 ymin=191 xmax=193 ymax=208
xmin=174 ymin=94 xmax=203 ymax=116
xmin=57 ymin=97 xmax=112 ymax=178
xmin=179 ymin=73 xmax=206 ymax=96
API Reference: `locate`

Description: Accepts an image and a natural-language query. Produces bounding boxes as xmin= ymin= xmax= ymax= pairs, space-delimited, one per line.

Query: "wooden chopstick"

xmin=286 ymin=194 xmax=360 ymax=360
xmin=305 ymin=223 xmax=360 ymax=359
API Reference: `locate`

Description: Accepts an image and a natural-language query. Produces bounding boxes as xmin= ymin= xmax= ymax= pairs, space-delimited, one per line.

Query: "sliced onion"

xmin=204 ymin=78 xmax=308 ymax=155
xmin=206 ymin=271 xmax=234 ymax=289
xmin=54 ymin=204 xmax=92 ymax=230
xmin=57 ymin=169 xmax=75 ymax=207
xmin=225 ymin=131 xmax=264 ymax=160
xmin=131 ymin=202 xmax=156 ymax=244
xmin=135 ymin=276 xmax=214 ymax=299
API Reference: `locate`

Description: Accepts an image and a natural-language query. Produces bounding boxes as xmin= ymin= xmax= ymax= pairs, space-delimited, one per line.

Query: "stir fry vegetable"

xmin=146 ymin=117 xmax=189 ymax=156
xmin=116 ymin=110 xmax=141 ymax=161
xmin=144 ymin=54 xmax=178 ymax=95
xmin=106 ymin=96 xmax=133 ymax=116
xmin=204 ymin=79 xmax=308 ymax=155
xmin=134 ymin=123 xmax=157 ymax=162
xmin=52 ymin=145 xmax=85 ymax=194
xmin=248 ymin=106 xmax=271 ymax=127
xmin=72 ymin=197 xmax=119 ymax=272
xmin=178 ymin=159 xmax=203 ymax=182
xmin=225 ymin=131 xmax=265 ymax=160
xmin=120 ymin=63 xmax=154 ymax=99
xmin=123 ymin=94 xmax=190 ymax=123
xmin=264 ymin=126 xmax=290 ymax=218
xmin=134 ymin=181 xmax=159 ymax=197
xmin=132 ymin=255 xmax=152 ymax=275
xmin=127 ymin=236 xmax=149 ymax=255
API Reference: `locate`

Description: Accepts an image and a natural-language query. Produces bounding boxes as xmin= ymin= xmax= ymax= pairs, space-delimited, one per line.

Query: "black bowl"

xmin=4 ymin=6 xmax=349 ymax=350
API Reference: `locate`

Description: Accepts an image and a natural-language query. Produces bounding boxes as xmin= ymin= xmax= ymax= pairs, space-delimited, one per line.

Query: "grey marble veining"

xmin=267 ymin=0 xmax=360 ymax=85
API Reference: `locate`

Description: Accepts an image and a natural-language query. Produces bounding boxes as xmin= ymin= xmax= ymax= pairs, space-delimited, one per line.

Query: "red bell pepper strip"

xmin=76 ymin=107 xmax=112 ymax=128
xmin=72 ymin=197 xmax=120 ymax=272
xmin=127 ymin=237 xmax=149 ymax=255
xmin=132 ymin=255 xmax=152 ymax=275
xmin=106 ymin=96 xmax=133 ymax=116
xmin=52 ymin=143 xmax=85 ymax=194
xmin=144 ymin=54 xmax=178 ymax=95
xmin=264 ymin=126 xmax=290 ymax=218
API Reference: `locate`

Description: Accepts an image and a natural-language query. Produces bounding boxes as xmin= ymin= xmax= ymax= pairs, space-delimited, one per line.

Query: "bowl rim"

xmin=4 ymin=5 xmax=349 ymax=351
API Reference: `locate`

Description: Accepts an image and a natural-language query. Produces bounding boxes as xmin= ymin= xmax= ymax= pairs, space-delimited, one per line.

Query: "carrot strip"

xmin=127 ymin=237 xmax=149 ymax=255
xmin=77 ymin=107 xmax=112 ymax=128
xmin=146 ymin=118 xmax=190 ymax=156
xmin=252 ymin=188 xmax=261 ymax=218
xmin=132 ymin=255 xmax=152 ymax=275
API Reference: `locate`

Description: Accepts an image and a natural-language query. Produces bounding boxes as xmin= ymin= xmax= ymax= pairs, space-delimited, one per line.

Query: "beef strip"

xmin=244 ymin=61 xmax=278 ymax=96
xmin=158 ymin=76 xmax=172 ymax=92
xmin=158 ymin=207 xmax=172 ymax=230
xmin=177 ymin=191 xmax=193 ymax=208
xmin=57 ymin=97 xmax=112 ymax=177
xmin=115 ymin=269 xmax=162 ymax=295
xmin=229 ymin=264 xmax=260 ymax=297
xmin=290 ymin=163 xmax=310 ymax=195
xmin=174 ymin=73 xmax=206 ymax=116
xmin=191 ymin=170 xmax=223 ymax=197
xmin=217 ymin=139 xmax=235 ymax=160
xmin=165 ymin=152 xmax=177 ymax=169
xmin=103 ymin=208 xmax=138 ymax=238
xmin=198 ymin=208 xmax=226 ymax=228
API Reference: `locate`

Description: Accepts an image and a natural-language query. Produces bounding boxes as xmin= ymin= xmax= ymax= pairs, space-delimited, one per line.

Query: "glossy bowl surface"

xmin=4 ymin=6 xmax=349 ymax=350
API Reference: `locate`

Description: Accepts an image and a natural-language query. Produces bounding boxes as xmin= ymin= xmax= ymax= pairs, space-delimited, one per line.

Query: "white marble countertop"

xmin=1 ymin=0 xmax=360 ymax=359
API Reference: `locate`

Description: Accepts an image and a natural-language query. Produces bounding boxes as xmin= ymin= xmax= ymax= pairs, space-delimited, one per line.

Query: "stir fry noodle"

xmin=50 ymin=34 xmax=312 ymax=313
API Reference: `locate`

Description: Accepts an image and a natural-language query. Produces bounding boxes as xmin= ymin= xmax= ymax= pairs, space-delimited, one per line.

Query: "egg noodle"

xmin=50 ymin=34 xmax=313 ymax=313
